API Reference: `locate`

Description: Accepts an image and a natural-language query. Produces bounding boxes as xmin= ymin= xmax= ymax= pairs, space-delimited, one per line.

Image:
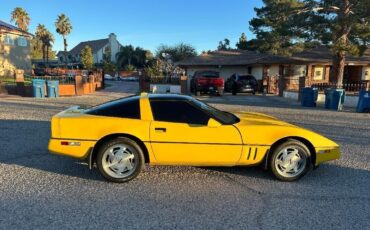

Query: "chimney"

xmin=109 ymin=33 xmax=116 ymax=42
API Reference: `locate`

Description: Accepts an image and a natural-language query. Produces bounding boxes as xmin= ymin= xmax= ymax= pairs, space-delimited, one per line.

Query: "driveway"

xmin=0 ymin=83 xmax=369 ymax=229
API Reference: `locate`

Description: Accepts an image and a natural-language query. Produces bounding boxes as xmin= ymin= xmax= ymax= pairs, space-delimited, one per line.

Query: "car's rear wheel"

xmin=270 ymin=139 xmax=310 ymax=182
xmin=97 ymin=137 xmax=144 ymax=183
xmin=218 ymin=89 xmax=224 ymax=96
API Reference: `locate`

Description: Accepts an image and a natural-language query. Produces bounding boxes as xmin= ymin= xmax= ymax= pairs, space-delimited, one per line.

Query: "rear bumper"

xmin=48 ymin=138 xmax=96 ymax=159
xmin=315 ymin=146 xmax=340 ymax=166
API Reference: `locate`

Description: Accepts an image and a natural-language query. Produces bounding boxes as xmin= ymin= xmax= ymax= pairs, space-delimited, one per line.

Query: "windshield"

xmin=197 ymin=71 xmax=219 ymax=78
xmin=239 ymin=75 xmax=254 ymax=81
xmin=190 ymin=98 xmax=240 ymax=125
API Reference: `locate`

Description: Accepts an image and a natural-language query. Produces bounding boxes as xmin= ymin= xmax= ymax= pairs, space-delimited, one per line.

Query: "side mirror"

xmin=207 ymin=118 xmax=221 ymax=127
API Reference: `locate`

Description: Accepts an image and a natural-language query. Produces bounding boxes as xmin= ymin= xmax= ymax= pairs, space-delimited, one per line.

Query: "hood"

xmin=234 ymin=111 xmax=295 ymax=127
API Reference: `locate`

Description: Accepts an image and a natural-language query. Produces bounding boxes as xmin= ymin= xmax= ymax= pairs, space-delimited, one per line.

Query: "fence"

xmin=24 ymin=75 xmax=75 ymax=85
xmin=311 ymin=82 xmax=370 ymax=93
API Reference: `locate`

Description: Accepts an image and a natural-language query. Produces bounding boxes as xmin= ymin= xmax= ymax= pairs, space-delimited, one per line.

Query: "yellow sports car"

xmin=48 ymin=93 xmax=340 ymax=182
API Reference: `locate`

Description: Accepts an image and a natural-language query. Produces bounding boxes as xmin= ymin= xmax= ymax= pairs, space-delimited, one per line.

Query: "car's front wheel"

xmin=97 ymin=137 xmax=144 ymax=183
xmin=270 ymin=139 xmax=311 ymax=182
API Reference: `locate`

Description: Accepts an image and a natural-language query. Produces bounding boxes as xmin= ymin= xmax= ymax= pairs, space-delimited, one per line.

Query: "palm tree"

xmin=35 ymin=24 xmax=54 ymax=67
xmin=35 ymin=24 xmax=47 ymax=63
xmin=55 ymin=14 xmax=72 ymax=65
xmin=10 ymin=7 xmax=30 ymax=31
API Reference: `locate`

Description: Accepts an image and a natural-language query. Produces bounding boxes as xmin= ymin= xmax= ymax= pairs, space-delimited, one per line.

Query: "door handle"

xmin=155 ymin=127 xmax=166 ymax=132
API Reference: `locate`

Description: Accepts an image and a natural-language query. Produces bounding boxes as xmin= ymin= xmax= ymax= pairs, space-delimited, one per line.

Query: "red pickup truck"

xmin=190 ymin=71 xmax=224 ymax=96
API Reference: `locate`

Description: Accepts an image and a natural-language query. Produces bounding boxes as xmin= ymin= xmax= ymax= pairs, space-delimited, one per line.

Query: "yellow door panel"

xmin=149 ymin=121 xmax=243 ymax=164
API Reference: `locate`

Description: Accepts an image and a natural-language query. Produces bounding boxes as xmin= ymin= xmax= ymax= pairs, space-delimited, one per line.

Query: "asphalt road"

xmin=0 ymin=82 xmax=369 ymax=229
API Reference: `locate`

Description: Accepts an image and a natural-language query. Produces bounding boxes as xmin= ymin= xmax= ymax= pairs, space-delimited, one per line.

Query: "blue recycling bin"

xmin=31 ymin=79 xmax=46 ymax=98
xmin=325 ymin=88 xmax=345 ymax=110
xmin=47 ymin=80 xmax=59 ymax=98
xmin=356 ymin=90 xmax=370 ymax=113
xmin=300 ymin=87 xmax=318 ymax=107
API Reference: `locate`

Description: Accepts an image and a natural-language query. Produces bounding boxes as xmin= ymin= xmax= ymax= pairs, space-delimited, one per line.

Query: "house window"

xmin=17 ymin=37 xmax=28 ymax=47
xmin=4 ymin=35 xmax=14 ymax=45
xmin=313 ymin=66 xmax=324 ymax=80
xmin=362 ymin=67 xmax=370 ymax=80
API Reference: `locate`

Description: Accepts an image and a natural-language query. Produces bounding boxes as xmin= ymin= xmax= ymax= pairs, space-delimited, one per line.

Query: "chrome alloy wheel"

xmin=274 ymin=146 xmax=307 ymax=178
xmin=101 ymin=144 xmax=137 ymax=179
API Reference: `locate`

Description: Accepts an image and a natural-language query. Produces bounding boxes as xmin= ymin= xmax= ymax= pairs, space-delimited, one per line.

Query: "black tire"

xmin=252 ymin=90 xmax=256 ymax=95
xmin=269 ymin=139 xmax=311 ymax=182
xmin=218 ymin=89 xmax=224 ymax=96
xmin=96 ymin=137 xmax=144 ymax=183
xmin=232 ymin=90 xmax=237 ymax=95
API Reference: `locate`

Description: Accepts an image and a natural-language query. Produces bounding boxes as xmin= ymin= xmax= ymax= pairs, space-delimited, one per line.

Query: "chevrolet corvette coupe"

xmin=48 ymin=93 xmax=340 ymax=182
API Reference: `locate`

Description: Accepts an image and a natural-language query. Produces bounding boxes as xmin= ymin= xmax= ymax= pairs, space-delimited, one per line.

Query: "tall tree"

xmin=36 ymin=25 xmax=54 ymax=67
xmin=299 ymin=0 xmax=370 ymax=85
xmin=217 ymin=38 xmax=231 ymax=50
xmin=249 ymin=0 xmax=307 ymax=55
xmin=156 ymin=43 xmax=197 ymax=62
xmin=10 ymin=7 xmax=30 ymax=31
xmin=35 ymin=24 xmax=52 ymax=64
xmin=55 ymin=13 xmax=72 ymax=65
xmin=81 ymin=45 xmax=94 ymax=70
xmin=236 ymin=33 xmax=248 ymax=50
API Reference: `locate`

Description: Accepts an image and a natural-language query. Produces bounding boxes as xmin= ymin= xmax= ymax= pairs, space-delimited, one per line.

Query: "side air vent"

xmin=247 ymin=147 xmax=258 ymax=160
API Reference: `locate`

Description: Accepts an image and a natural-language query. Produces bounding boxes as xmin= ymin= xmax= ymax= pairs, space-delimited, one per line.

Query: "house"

xmin=177 ymin=47 xmax=370 ymax=91
xmin=57 ymin=33 xmax=122 ymax=65
xmin=0 ymin=20 xmax=33 ymax=77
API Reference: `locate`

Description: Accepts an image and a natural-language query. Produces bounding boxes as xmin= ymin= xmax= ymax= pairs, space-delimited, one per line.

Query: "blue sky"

xmin=1 ymin=0 xmax=263 ymax=53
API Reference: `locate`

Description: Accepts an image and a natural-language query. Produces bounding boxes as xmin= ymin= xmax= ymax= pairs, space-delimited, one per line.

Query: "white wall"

xmin=251 ymin=65 xmax=263 ymax=80
xmin=187 ymin=66 xmax=249 ymax=80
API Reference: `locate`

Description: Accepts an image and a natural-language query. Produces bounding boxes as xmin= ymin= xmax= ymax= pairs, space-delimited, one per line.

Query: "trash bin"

xmin=47 ymin=80 xmax=59 ymax=98
xmin=300 ymin=87 xmax=318 ymax=107
xmin=31 ymin=79 xmax=46 ymax=98
xmin=356 ymin=90 xmax=370 ymax=113
xmin=325 ymin=88 xmax=345 ymax=110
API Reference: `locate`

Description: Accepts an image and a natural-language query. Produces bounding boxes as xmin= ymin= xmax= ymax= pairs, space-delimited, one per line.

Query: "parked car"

xmin=104 ymin=74 xmax=115 ymax=80
xmin=49 ymin=93 xmax=340 ymax=183
xmin=190 ymin=71 xmax=224 ymax=96
xmin=120 ymin=76 xmax=139 ymax=81
xmin=225 ymin=74 xmax=259 ymax=95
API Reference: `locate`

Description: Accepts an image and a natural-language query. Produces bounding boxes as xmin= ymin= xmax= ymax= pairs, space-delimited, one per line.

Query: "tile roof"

xmin=177 ymin=46 xmax=370 ymax=66
xmin=0 ymin=19 xmax=33 ymax=36
xmin=68 ymin=38 xmax=109 ymax=55
xmin=177 ymin=50 xmax=269 ymax=66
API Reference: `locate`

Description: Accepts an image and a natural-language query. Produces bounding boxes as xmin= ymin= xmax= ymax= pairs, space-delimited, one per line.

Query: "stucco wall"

xmin=251 ymin=66 xmax=263 ymax=80
xmin=0 ymin=33 xmax=32 ymax=76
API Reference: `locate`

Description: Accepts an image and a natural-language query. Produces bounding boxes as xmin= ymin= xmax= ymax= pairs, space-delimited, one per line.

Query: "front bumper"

xmin=48 ymin=138 xmax=96 ymax=159
xmin=315 ymin=146 xmax=340 ymax=166
xmin=197 ymin=85 xmax=224 ymax=92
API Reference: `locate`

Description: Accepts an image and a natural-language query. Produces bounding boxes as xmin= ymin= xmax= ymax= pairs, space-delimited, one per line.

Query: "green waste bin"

xmin=31 ymin=79 xmax=46 ymax=98
xmin=356 ymin=90 xmax=370 ymax=113
xmin=47 ymin=80 xmax=59 ymax=98
xmin=325 ymin=88 xmax=345 ymax=110
xmin=300 ymin=87 xmax=318 ymax=107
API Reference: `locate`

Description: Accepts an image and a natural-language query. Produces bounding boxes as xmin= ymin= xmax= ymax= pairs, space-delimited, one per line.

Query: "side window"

xmin=86 ymin=97 xmax=140 ymax=119
xmin=150 ymin=100 xmax=210 ymax=125
xmin=17 ymin=37 xmax=28 ymax=47
xmin=4 ymin=35 xmax=14 ymax=45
